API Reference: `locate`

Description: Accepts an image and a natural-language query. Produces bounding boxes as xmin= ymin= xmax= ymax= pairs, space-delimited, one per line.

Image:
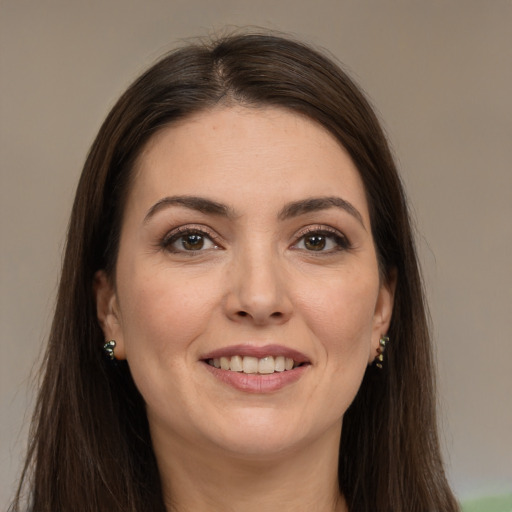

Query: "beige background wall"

xmin=1 ymin=1 xmax=511 ymax=507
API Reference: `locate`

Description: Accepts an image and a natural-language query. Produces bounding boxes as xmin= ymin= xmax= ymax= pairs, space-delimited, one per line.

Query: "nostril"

xmin=232 ymin=310 xmax=287 ymax=322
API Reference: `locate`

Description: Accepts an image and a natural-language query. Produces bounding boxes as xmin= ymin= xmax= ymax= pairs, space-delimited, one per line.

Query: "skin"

xmin=95 ymin=106 xmax=394 ymax=511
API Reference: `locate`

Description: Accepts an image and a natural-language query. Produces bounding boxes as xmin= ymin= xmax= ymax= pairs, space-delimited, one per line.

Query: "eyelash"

xmin=292 ymin=226 xmax=351 ymax=253
xmin=159 ymin=225 xmax=351 ymax=254
xmin=160 ymin=225 xmax=221 ymax=254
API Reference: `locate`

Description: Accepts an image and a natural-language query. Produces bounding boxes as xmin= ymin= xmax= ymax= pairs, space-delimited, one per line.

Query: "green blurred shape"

xmin=461 ymin=493 xmax=512 ymax=512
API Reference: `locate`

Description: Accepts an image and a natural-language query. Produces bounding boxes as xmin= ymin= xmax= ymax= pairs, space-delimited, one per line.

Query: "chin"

xmin=199 ymin=408 xmax=338 ymax=460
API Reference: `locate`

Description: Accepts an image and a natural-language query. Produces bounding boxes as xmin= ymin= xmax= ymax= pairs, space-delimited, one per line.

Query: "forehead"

xmin=128 ymin=106 xmax=369 ymax=221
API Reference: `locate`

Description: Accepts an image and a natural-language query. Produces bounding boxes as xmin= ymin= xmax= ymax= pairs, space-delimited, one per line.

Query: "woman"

xmin=11 ymin=33 xmax=459 ymax=511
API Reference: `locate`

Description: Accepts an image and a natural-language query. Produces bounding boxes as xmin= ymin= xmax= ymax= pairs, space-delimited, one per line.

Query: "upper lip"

xmin=200 ymin=344 xmax=310 ymax=364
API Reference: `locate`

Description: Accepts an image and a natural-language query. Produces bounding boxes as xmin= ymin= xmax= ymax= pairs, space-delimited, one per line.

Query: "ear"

xmin=368 ymin=269 xmax=397 ymax=364
xmin=93 ymin=270 xmax=126 ymax=360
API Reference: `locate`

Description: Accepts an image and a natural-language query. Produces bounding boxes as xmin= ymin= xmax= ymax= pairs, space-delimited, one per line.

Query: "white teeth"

xmin=208 ymin=355 xmax=303 ymax=374
xmin=229 ymin=355 xmax=243 ymax=372
xmin=242 ymin=356 xmax=259 ymax=374
xmin=274 ymin=356 xmax=285 ymax=372
xmin=258 ymin=356 xmax=275 ymax=374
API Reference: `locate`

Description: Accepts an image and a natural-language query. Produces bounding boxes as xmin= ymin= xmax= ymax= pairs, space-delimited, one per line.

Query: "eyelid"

xmin=291 ymin=224 xmax=352 ymax=251
xmin=160 ymin=224 xmax=223 ymax=250
xmin=294 ymin=224 xmax=346 ymax=240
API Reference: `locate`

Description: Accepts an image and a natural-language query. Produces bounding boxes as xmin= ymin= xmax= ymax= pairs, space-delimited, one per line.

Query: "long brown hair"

xmin=11 ymin=32 xmax=459 ymax=512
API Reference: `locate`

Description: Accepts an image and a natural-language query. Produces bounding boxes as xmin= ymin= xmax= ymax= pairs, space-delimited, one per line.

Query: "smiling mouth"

xmin=206 ymin=355 xmax=308 ymax=375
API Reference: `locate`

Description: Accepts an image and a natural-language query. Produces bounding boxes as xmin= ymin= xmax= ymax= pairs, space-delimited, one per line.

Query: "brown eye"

xmin=304 ymin=234 xmax=327 ymax=251
xmin=294 ymin=229 xmax=350 ymax=253
xmin=163 ymin=229 xmax=218 ymax=253
xmin=181 ymin=233 xmax=205 ymax=250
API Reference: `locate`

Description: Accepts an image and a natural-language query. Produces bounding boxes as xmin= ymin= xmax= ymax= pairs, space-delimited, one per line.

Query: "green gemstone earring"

xmin=103 ymin=340 xmax=116 ymax=361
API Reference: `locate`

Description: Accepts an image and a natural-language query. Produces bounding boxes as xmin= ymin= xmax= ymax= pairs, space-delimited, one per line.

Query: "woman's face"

xmin=96 ymin=106 xmax=394 ymax=459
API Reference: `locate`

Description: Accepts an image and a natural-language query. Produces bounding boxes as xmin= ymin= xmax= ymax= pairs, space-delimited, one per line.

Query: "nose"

xmin=224 ymin=248 xmax=293 ymax=326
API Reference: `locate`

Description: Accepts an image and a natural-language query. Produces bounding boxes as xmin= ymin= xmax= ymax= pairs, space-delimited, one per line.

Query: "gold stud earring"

xmin=103 ymin=340 xmax=116 ymax=361
xmin=374 ymin=335 xmax=389 ymax=369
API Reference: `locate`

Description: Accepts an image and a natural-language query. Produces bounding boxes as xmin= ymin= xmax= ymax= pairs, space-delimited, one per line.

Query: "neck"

xmin=153 ymin=422 xmax=347 ymax=512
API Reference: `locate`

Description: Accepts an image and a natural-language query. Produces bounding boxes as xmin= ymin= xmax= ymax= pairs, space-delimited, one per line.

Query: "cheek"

xmin=297 ymin=267 xmax=379 ymax=360
xmin=114 ymin=265 xmax=225 ymax=421
xmin=116 ymin=264 xmax=221 ymax=361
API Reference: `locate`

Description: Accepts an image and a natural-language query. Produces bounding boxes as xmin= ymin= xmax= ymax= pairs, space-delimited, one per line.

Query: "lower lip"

xmin=202 ymin=362 xmax=309 ymax=393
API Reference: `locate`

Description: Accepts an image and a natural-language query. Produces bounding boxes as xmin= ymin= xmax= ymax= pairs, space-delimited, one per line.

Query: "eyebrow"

xmin=144 ymin=195 xmax=234 ymax=223
xmin=278 ymin=196 xmax=365 ymax=228
xmin=144 ymin=194 xmax=365 ymax=228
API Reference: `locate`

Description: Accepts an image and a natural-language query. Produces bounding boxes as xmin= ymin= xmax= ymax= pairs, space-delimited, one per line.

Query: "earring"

xmin=103 ymin=340 xmax=116 ymax=361
xmin=374 ymin=335 xmax=389 ymax=369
